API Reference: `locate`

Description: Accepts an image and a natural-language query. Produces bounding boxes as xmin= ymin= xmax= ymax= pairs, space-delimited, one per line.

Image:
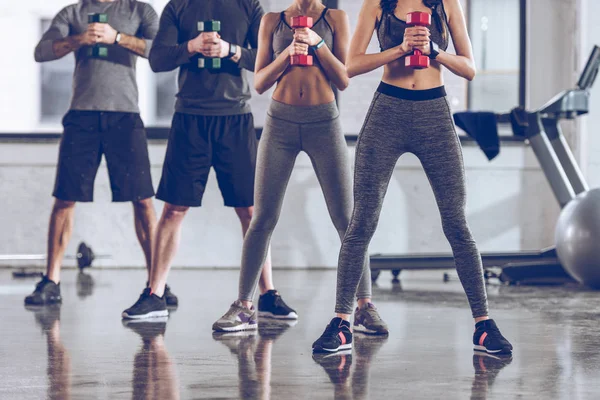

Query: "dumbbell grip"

xmin=413 ymin=49 xmax=423 ymax=57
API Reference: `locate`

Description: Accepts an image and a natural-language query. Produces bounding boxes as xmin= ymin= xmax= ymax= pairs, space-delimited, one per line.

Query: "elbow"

xmin=34 ymin=46 xmax=46 ymax=63
xmin=335 ymin=76 xmax=350 ymax=91
xmin=465 ymin=62 xmax=476 ymax=82
xmin=346 ymin=63 xmax=358 ymax=79
xmin=148 ymin=56 xmax=164 ymax=72
xmin=254 ymin=81 xmax=267 ymax=95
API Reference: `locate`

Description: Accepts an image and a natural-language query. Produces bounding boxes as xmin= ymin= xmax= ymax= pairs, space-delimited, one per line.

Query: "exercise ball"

xmin=555 ymin=188 xmax=600 ymax=288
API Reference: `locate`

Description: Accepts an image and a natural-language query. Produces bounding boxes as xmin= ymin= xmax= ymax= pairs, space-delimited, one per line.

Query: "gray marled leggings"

xmin=238 ymin=100 xmax=372 ymax=302
xmin=336 ymin=83 xmax=489 ymax=318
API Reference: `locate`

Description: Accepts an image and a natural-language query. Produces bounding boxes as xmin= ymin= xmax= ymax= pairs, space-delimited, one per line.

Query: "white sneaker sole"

xmin=122 ymin=309 xmax=169 ymax=320
xmin=258 ymin=311 xmax=298 ymax=320
xmin=213 ymin=322 xmax=258 ymax=332
xmin=314 ymin=343 xmax=353 ymax=353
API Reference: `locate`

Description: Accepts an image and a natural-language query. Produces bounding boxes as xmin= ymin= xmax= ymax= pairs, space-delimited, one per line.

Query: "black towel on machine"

xmin=453 ymin=112 xmax=500 ymax=160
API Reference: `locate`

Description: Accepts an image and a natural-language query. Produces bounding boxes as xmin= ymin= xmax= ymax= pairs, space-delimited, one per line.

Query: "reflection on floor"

xmin=1 ymin=269 xmax=599 ymax=399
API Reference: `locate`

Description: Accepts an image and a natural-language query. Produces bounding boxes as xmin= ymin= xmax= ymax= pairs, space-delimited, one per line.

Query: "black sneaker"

xmin=473 ymin=319 xmax=513 ymax=355
xmin=258 ymin=290 xmax=298 ymax=320
xmin=122 ymin=288 xmax=168 ymax=320
xmin=24 ymin=276 xmax=62 ymax=306
xmin=147 ymin=281 xmax=178 ymax=308
xmin=312 ymin=317 xmax=353 ymax=353
xmin=164 ymin=284 xmax=178 ymax=307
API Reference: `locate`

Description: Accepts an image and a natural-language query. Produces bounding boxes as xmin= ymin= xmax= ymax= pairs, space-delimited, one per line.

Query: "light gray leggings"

xmin=238 ymin=100 xmax=372 ymax=302
xmin=336 ymin=84 xmax=489 ymax=318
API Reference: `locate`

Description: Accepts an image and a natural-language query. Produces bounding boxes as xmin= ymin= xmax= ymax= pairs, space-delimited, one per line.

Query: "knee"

xmin=344 ymin=218 xmax=378 ymax=245
xmin=53 ymin=199 xmax=76 ymax=212
xmin=442 ymin=217 xmax=474 ymax=245
xmin=235 ymin=207 xmax=254 ymax=226
xmin=132 ymin=198 xmax=154 ymax=212
xmin=162 ymin=203 xmax=189 ymax=221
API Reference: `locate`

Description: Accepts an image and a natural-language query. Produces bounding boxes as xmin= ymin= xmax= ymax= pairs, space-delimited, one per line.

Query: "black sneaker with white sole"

xmin=147 ymin=281 xmax=178 ymax=308
xmin=312 ymin=317 xmax=353 ymax=353
xmin=24 ymin=276 xmax=62 ymax=306
xmin=258 ymin=290 xmax=298 ymax=320
xmin=122 ymin=288 xmax=168 ymax=320
xmin=473 ymin=319 xmax=513 ymax=355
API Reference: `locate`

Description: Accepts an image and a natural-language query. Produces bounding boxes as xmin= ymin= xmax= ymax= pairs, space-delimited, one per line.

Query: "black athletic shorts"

xmin=53 ymin=110 xmax=155 ymax=202
xmin=156 ymin=112 xmax=257 ymax=207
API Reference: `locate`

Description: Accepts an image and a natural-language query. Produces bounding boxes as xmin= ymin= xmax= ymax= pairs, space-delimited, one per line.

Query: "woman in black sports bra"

xmin=213 ymin=0 xmax=389 ymax=336
xmin=313 ymin=0 xmax=514 ymax=356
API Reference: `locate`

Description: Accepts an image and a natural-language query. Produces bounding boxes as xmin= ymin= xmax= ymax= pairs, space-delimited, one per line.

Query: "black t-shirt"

xmin=150 ymin=0 xmax=264 ymax=115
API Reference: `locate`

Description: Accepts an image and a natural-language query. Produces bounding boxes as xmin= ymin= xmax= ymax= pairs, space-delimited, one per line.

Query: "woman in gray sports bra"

xmin=314 ymin=0 xmax=513 ymax=355
xmin=213 ymin=0 xmax=389 ymax=335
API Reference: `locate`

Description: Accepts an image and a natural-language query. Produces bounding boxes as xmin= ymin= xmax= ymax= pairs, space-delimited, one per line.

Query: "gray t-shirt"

xmin=35 ymin=0 xmax=159 ymax=113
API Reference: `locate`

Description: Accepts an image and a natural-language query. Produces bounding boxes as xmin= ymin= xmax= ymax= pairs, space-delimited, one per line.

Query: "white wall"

xmin=0 ymin=140 xmax=557 ymax=268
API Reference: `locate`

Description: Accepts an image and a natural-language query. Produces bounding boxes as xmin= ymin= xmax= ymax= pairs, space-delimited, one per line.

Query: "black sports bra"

xmin=377 ymin=2 xmax=449 ymax=52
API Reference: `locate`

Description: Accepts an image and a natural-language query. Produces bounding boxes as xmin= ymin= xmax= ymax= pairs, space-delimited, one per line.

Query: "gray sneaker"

xmin=353 ymin=303 xmax=389 ymax=335
xmin=212 ymin=300 xmax=258 ymax=332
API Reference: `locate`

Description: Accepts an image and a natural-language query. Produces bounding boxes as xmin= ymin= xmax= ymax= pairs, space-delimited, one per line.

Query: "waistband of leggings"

xmin=267 ymin=99 xmax=339 ymax=124
xmin=376 ymin=82 xmax=446 ymax=101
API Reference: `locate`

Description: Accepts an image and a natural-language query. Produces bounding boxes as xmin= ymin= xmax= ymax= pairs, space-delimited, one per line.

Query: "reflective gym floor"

xmin=1 ymin=269 xmax=599 ymax=400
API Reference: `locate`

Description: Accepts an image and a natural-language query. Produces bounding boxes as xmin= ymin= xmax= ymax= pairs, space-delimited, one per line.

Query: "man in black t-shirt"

xmin=122 ymin=0 xmax=297 ymax=321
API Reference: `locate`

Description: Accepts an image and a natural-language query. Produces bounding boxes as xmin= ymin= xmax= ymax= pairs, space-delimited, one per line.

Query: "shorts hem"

xmin=53 ymin=192 xmax=93 ymax=203
xmin=111 ymin=191 xmax=156 ymax=203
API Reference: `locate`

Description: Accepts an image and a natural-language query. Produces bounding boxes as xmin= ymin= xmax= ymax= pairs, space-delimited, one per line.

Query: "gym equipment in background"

xmin=197 ymin=20 xmax=222 ymax=69
xmin=87 ymin=13 xmax=109 ymax=58
xmin=290 ymin=16 xmax=314 ymax=66
xmin=2 ymin=242 xmax=110 ymax=278
xmin=404 ymin=12 xmax=431 ymax=69
xmin=370 ymin=45 xmax=600 ymax=286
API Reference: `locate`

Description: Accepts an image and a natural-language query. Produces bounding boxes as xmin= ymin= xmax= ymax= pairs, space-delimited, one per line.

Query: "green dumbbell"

xmin=197 ymin=20 xmax=221 ymax=69
xmin=87 ymin=13 xmax=109 ymax=58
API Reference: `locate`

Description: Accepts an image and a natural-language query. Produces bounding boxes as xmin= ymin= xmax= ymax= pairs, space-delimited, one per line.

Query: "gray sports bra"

xmin=272 ymin=8 xmax=334 ymax=59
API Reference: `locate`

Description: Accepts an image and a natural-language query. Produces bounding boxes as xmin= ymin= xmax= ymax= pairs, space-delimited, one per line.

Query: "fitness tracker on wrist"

xmin=311 ymin=39 xmax=325 ymax=52
xmin=114 ymin=32 xmax=122 ymax=44
xmin=226 ymin=43 xmax=238 ymax=59
xmin=429 ymin=41 xmax=440 ymax=60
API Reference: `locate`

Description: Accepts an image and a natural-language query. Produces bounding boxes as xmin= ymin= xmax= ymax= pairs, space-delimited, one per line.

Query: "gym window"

xmin=467 ymin=0 xmax=526 ymax=112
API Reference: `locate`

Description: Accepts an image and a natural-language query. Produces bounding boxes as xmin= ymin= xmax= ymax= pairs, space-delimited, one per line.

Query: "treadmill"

xmin=370 ymin=45 xmax=600 ymax=285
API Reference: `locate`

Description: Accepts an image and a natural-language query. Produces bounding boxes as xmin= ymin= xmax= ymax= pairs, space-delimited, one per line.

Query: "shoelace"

xmin=364 ymin=307 xmax=382 ymax=321
xmin=34 ymin=278 xmax=51 ymax=292
xmin=274 ymin=295 xmax=292 ymax=311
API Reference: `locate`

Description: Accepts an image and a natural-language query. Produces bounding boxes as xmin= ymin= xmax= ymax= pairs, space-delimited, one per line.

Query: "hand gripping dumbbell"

xmin=197 ymin=20 xmax=222 ymax=69
xmin=404 ymin=11 xmax=431 ymax=69
xmin=87 ymin=13 xmax=109 ymax=58
xmin=290 ymin=16 xmax=314 ymax=66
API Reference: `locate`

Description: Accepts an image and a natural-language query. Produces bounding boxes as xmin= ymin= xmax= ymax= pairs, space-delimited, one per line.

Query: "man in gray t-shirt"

xmin=25 ymin=0 xmax=178 ymax=307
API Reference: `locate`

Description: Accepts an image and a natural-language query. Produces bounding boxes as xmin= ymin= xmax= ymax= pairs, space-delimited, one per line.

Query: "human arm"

xmin=346 ymin=0 xmax=422 ymax=78
xmin=34 ymin=7 xmax=96 ymax=62
xmin=253 ymin=13 xmax=300 ymax=94
xmin=294 ymin=10 xmax=350 ymax=90
xmin=148 ymin=1 xmax=194 ymax=72
xmin=416 ymin=0 xmax=476 ymax=81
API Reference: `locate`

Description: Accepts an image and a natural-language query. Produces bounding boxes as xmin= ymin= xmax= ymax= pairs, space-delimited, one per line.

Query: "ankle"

xmin=335 ymin=313 xmax=351 ymax=322
xmin=240 ymin=300 xmax=253 ymax=309
xmin=47 ymin=275 xmax=60 ymax=284
xmin=357 ymin=298 xmax=372 ymax=308
xmin=151 ymin=286 xmax=165 ymax=297
xmin=474 ymin=316 xmax=490 ymax=324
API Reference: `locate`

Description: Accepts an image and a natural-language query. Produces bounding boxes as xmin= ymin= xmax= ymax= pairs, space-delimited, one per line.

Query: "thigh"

xmin=302 ymin=117 xmax=353 ymax=228
xmin=103 ymin=113 xmax=155 ymax=202
xmin=212 ymin=113 xmax=258 ymax=207
xmin=413 ymin=99 xmax=467 ymax=214
xmin=156 ymin=113 xmax=212 ymax=207
xmin=350 ymin=100 xmax=404 ymax=231
xmin=251 ymin=115 xmax=300 ymax=222
xmin=53 ymin=111 xmax=103 ymax=202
